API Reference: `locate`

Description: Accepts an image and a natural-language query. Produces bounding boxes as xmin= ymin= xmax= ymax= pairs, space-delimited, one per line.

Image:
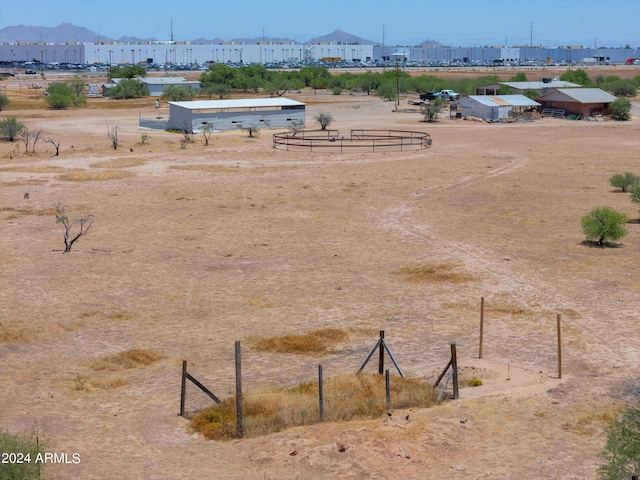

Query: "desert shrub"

xmin=332 ymin=86 xmax=342 ymax=95
xmin=315 ymin=111 xmax=333 ymax=130
xmin=609 ymin=172 xmax=638 ymax=192
xmin=0 ymin=428 xmax=46 ymax=479
xmin=467 ymin=378 xmax=483 ymax=387
xmin=421 ymin=97 xmax=447 ymax=123
xmin=598 ymin=402 xmax=640 ymax=480
xmin=581 ymin=206 xmax=628 ymax=246
xmin=45 ymin=83 xmax=85 ymax=109
xmin=610 ymin=98 xmax=632 ymax=121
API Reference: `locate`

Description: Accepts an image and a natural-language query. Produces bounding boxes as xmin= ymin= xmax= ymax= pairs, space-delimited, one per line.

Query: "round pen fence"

xmin=273 ymin=129 xmax=432 ymax=152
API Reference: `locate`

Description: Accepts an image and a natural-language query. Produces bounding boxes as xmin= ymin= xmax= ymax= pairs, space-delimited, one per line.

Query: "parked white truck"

xmin=438 ymin=89 xmax=460 ymax=100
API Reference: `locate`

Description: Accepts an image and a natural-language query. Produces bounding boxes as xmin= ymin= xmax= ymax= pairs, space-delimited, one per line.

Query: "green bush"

xmin=332 ymin=87 xmax=342 ymax=95
xmin=0 ymin=428 xmax=46 ymax=479
xmin=598 ymin=402 xmax=640 ymax=480
xmin=610 ymin=98 xmax=632 ymax=121
xmin=45 ymin=83 xmax=85 ymax=109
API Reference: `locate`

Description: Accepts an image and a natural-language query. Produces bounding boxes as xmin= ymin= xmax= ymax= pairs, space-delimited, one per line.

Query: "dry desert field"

xmin=1 ymin=67 xmax=640 ymax=479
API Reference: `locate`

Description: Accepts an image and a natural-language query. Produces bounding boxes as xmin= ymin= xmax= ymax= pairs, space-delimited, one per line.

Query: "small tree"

xmin=241 ymin=125 xmax=260 ymax=138
xmin=610 ymin=172 xmax=639 ymax=192
xmin=161 ymin=85 xmax=198 ymax=102
xmin=610 ymin=98 xmax=632 ymax=121
xmin=421 ymin=97 xmax=447 ymax=123
xmin=315 ymin=112 xmax=333 ymax=130
xmin=201 ymin=124 xmax=214 ymax=145
xmin=581 ymin=206 xmax=628 ymax=246
xmin=0 ymin=116 xmax=24 ymax=142
xmin=597 ymin=402 xmax=640 ymax=480
xmin=53 ymin=202 xmax=93 ymax=253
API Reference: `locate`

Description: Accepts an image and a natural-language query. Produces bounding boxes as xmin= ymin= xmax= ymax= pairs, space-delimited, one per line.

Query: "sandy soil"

xmin=1 ymin=68 xmax=640 ymax=479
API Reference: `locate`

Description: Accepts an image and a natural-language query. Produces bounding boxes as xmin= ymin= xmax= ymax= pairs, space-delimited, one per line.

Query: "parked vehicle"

xmin=439 ymin=89 xmax=460 ymax=100
xmin=419 ymin=91 xmax=440 ymax=101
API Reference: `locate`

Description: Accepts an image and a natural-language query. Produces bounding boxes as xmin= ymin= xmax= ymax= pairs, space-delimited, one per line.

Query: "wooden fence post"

xmin=557 ymin=314 xmax=562 ymax=379
xmin=479 ymin=297 xmax=485 ymax=359
xmin=180 ymin=360 xmax=187 ymax=416
xmin=451 ymin=344 xmax=459 ymax=400
xmin=235 ymin=341 xmax=243 ymax=439
xmin=318 ymin=364 xmax=324 ymax=422
xmin=385 ymin=369 xmax=391 ymax=412
xmin=378 ymin=330 xmax=385 ymax=375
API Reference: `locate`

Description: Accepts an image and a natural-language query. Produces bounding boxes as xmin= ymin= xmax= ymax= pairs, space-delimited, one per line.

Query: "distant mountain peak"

xmin=309 ymin=29 xmax=377 ymax=45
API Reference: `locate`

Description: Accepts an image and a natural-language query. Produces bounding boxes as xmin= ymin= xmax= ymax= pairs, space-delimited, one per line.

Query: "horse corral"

xmin=273 ymin=129 xmax=432 ymax=152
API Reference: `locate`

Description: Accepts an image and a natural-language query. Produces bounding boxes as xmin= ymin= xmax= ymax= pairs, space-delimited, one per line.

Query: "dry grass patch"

xmin=90 ymin=348 xmax=165 ymax=372
xmin=561 ymin=399 xmax=620 ymax=436
xmin=0 ymin=321 xmax=30 ymax=343
xmin=1 ymin=179 xmax=48 ymax=187
xmin=191 ymin=373 xmax=438 ymax=440
xmin=0 ymin=166 xmax=70 ymax=173
xmin=90 ymin=158 xmax=147 ymax=169
xmin=1 ymin=206 xmax=52 ymax=220
xmin=392 ymin=262 xmax=475 ymax=283
xmin=57 ymin=170 xmax=134 ymax=182
xmin=168 ymin=165 xmax=241 ymax=174
xmin=0 ymin=320 xmax=84 ymax=344
xmin=252 ymin=328 xmax=348 ymax=354
xmin=72 ymin=374 xmax=128 ymax=391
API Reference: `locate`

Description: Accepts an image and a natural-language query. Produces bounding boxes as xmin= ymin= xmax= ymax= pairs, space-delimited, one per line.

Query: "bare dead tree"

xmin=106 ymin=123 xmax=119 ymax=150
xmin=19 ymin=127 xmax=31 ymax=153
xmin=45 ymin=137 xmax=61 ymax=156
xmin=181 ymin=121 xmax=193 ymax=142
xmin=288 ymin=120 xmax=304 ymax=137
xmin=31 ymin=129 xmax=42 ymax=153
xmin=53 ymin=202 xmax=93 ymax=253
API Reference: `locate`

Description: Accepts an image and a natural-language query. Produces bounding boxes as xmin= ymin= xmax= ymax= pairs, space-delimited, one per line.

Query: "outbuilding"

xmin=167 ymin=97 xmax=306 ymax=132
xmin=103 ymin=76 xmax=201 ymax=97
xmin=536 ymin=88 xmax=617 ymax=118
xmin=457 ymin=95 xmax=540 ymax=121
xmin=475 ymin=79 xmax=579 ymax=96
xmin=140 ymin=77 xmax=201 ymax=97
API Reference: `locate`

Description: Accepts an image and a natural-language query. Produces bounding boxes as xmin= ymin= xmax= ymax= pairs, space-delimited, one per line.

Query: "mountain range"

xmin=0 ymin=23 xmax=443 ymax=47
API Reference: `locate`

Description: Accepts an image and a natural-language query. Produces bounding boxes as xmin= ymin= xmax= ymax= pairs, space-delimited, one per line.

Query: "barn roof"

xmin=169 ymin=98 xmax=305 ymax=110
xmin=463 ymin=95 xmax=540 ymax=107
xmin=499 ymin=80 xmax=579 ymax=90
xmin=537 ymin=88 xmax=617 ymax=103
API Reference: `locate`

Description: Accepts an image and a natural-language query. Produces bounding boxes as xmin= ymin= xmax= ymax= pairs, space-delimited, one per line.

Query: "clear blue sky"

xmin=1 ymin=0 xmax=639 ymax=47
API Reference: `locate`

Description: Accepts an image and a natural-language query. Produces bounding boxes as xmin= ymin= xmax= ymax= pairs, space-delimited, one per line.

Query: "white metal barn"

xmin=167 ymin=98 xmax=306 ymax=132
xmin=457 ymin=95 xmax=540 ymax=121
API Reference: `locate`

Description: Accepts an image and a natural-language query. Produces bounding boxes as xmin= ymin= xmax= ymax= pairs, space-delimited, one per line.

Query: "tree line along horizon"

xmin=0 ymin=63 xmax=638 ymax=111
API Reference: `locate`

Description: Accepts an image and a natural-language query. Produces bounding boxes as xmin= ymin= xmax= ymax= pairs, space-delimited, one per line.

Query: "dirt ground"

xmin=1 ymin=66 xmax=640 ymax=479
